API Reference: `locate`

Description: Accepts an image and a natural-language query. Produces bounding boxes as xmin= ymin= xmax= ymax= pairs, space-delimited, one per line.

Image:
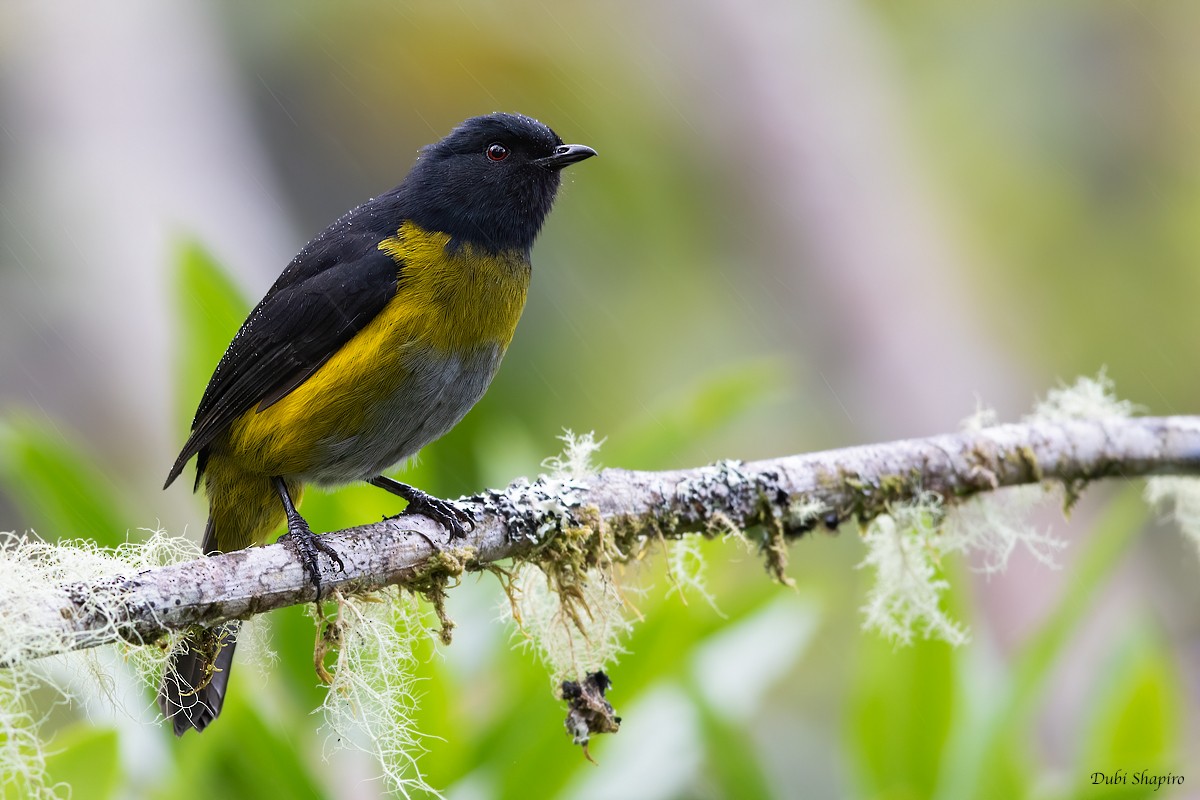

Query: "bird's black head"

xmin=398 ymin=113 xmax=596 ymax=253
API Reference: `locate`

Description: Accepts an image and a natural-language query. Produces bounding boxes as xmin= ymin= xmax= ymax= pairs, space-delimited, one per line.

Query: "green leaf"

xmin=41 ymin=724 xmax=120 ymax=800
xmin=849 ymin=632 xmax=957 ymax=800
xmin=0 ymin=415 xmax=131 ymax=546
xmin=676 ymin=594 xmax=819 ymax=800
xmin=1009 ymin=490 xmax=1147 ymax=715
xmin=688 ymin=688 xmax=775 ymax=800
xmin=1072 ymin=627 xmax=1182 ymax=799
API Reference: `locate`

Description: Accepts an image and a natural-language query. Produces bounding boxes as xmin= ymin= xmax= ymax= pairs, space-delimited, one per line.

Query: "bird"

xmin=157 ymin=112 xmax=596 ymax=736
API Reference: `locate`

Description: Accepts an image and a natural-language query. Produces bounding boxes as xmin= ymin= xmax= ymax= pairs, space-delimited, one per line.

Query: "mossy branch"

xmin=5 ymin=415 xmax=1200 ymax=667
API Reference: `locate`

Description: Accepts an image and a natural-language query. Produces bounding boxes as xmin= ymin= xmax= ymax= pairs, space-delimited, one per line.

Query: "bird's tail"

xmin=158 ymin=620 xmax=240 ymax=736
xmin=157 ymin=515 xmax=240 ymax=736
xmin=158 ymin=466 xmax=292 ymax=734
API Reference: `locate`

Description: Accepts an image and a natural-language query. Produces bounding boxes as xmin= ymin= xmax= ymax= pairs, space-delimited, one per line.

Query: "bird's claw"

xmin=281 ymin=525 xmax=345 ymax=597
xmin=402 ymin=493 xmax=475 ymax=539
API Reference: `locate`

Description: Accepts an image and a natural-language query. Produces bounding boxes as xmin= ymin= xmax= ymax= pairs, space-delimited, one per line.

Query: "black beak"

xmin=535 ymin=143 xmax=597 ymax=169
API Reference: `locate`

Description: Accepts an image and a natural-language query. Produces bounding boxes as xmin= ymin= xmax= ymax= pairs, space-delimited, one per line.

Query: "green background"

xmin=1 ymin=0 xmax=1198 ymax=797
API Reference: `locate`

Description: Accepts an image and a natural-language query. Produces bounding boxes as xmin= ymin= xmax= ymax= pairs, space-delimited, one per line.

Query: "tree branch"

xmin=6 ymin=416 xmax=1200 ymax=666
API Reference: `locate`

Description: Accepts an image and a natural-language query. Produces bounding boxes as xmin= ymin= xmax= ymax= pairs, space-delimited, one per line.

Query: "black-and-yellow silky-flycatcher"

xmin=158 ymin=113 xmax=595 ymax=735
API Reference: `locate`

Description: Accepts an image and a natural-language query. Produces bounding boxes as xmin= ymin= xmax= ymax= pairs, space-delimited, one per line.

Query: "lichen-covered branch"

xmin=5 ymin=415 xmax=1200 ymax=666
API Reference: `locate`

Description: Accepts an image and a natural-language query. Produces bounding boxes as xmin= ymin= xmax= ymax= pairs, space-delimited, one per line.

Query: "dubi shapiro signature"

xmin=1091 ymin=770 xmax=1183 ymax=791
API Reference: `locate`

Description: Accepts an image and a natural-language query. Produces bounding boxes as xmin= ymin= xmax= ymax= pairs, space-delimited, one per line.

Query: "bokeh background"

xmin=2 ymin=0 xmax=1199 ymax=797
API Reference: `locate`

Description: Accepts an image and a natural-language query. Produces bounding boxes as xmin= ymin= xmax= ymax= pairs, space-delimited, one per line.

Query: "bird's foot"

xmin=272 ymin=475 xmax=344 ymax=595
xmin=280 ymin=522 xmax=345 ymax=596
xmin=404 ymin=492 xmax=475 ymax=539
xmin=369 ymin=476 xmax=475 ymax=539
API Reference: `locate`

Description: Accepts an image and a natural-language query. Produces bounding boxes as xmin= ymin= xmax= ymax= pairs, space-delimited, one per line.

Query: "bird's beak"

xmin=534 ymin=144 xmax=597 ymax=169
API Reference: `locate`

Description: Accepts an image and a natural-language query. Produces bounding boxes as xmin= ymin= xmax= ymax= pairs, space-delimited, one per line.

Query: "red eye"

xmin=486 ymin=143 xmax=509 ymax=162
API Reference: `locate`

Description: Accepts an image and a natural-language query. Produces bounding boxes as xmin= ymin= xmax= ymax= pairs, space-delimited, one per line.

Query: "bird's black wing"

xmin=164 ymin=226 xmax=401 ymax=489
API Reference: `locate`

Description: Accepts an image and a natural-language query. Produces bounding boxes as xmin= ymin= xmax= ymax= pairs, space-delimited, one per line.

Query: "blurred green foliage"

xmin=0 ymin=417 xmax=131 ymax=549
xmin=42 ymin=725 xmax=120 ymax=800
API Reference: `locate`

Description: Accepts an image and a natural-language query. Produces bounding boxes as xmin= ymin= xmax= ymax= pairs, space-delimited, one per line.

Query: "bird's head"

xmin=401 ymin=113 xmax=596 ymax=253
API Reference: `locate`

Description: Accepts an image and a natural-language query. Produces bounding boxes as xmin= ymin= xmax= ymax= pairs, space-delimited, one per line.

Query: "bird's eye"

xmin=486 ymin=143 xmax=510 ymax=162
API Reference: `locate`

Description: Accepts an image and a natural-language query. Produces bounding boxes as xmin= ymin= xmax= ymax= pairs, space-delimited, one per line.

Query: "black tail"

xmin=158 ymin=516 xmax=238 ymax=735
xmin=158 ymin=621 xmax=240 ymax=736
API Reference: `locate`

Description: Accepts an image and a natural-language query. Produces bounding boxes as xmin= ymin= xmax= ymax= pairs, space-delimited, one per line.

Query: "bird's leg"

xmin=273 ymin=476 xmax=344 ymax=596
xmin=369 ymin=476 xmax=474 ymax=539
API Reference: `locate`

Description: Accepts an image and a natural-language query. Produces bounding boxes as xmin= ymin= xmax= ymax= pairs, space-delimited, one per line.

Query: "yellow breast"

xmin=377 ymin=220 xmax=531 ymax=350
xmin=221 ymin=220 xmax=531 ymax=477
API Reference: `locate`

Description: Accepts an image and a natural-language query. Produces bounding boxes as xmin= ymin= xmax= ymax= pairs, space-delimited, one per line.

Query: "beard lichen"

xmin=858 ymin=492 xmax=969 ymax=646
xmin=0 ymin=528 xmax=203 ymax=799
xmin=0 ymin=662 xmax=51 ymax=800
xmin=317 ymin=587 xmax=437 ymax=799
xmin=857 ymin=372 xmax=1137 ymax=645
xmin=1028 ymin=370 xmax=1137 ymax=514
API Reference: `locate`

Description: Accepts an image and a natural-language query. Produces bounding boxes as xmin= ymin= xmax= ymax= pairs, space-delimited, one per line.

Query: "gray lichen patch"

xmin=474 ymin=474 xmax=590 ymax=546
xmin=667 ymin=459 xmax=828 ymax=583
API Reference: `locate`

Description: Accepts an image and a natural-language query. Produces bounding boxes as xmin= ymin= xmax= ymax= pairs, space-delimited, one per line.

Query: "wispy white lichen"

xmin=664 ymin=537 xmax=722 ymax=614
xmin=504 ymin=562 xmax=634 ymax=686
xmin=786 ymin=497 xmax=829 ymax=531
xmin=858 ymin=493 xmax=968 ymax=646
xmin=0 ymin=666 xmax=53 ymax=799
xmin=1146 ymin=477 xmax=1200 ymax=563
xmin=542 ymin=429 xmax=604 ymax=481
xmin=861 ymin=370 xmax=1143 ymax=646
xmin=0 ymin=528 xmax=202 ymax=799
xmin=319 ymin=589 xmax=435 ymax=799
xmin=1027 ymin=369 xmax=1139 ymax=422
xmin=0 ymin=529 xmax=199 ymax=669
xmin=944 ymin=487 xmax=1066 ymax=577
xmin=961 ymin=397 xmax=999 ymax=431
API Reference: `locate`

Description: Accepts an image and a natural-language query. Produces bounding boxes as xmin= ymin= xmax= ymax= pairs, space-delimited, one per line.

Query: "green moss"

xmin=510 ymin=503 xmax=628 ymax=638
xmin=1061 ymin=477 xmax=1088 ymax=516
xmin=760 ymin=513 xmax=794 ymax=588
xmin=704 ymin=510 xmax=741 ymax=538
xmin=1016 ymin=445 xmax=1044 ymax=482
xmin=406 ymin=547 xmax=472 ymax=646
xmin=830 ymin=468 xmax=929 ymax=526
xmin=879 ymin=473 xmax=914 ymax=502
